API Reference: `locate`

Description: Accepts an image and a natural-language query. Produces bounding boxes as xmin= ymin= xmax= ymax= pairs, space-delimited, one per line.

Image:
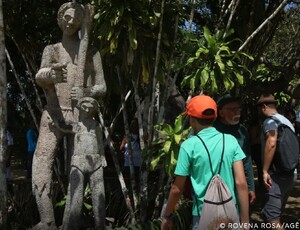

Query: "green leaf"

xmin=55 ymin=197 xmax=66 ymax=207
xmin=83 ymin=202 xmax=93 ymax=210
xmin=203 ymin=27 xmax=214 ymax=45
xmin=158 ymin=124 xmax=173 ymax=135
xmin=163 ymin=140 xmax=172 ymax=153
xmin=190 ymin=76 xmax=195 ymax=91
xmin=200 ymin=67 xmax=209 ymax=88
xmin=234 ymin=72 xmax=244 ymax=84
xmin=94 ymin=12 xmax=100 ymax=20
xmin=170 ymin=150 xmax=177 ymax=166
xmin=174 ymin=115 xmax=183 ymax=133
xmin=195 ymin=47 xmax=208 ymax=58
xmin=181 ymin=74 xmax=193 ymax=85
xmin=129 ymin=28 xmax=137 ymax=49
xmin=215 ymin=55 xmax=225 ymax=75
xmin=210 ymin=71 xmax=218 ymax=92
xmin=219 ymin=45 xmax=231 ymax=55
xmin=224 ymin=28 xmax=235 ymax=38
xmin=187 ymin=57 xmax=196 ymax=64
xmin=227 ymin=60 xmax=233 ymax=67
xmin=151 ymin=153 xmax=162 ymax=170
xmin=174 ymin=134 xmax=181 ymax=145
xmin=240 ymin=52 xmax=254 ymax=61
xmin=224 ymin=77 xmax=234 ymax=91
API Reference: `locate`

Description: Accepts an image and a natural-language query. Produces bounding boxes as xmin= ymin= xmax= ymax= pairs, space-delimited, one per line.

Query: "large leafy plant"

xmin=150 ymin=115 xmax=191 ymax=176
xmin=181 ymin=27 xmax=253 ymax=95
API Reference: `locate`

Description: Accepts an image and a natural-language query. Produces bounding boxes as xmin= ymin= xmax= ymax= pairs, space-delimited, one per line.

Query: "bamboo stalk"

xmin=116 ymin=65 xmax=138 ymax=223
xmin=5 ymin=48 xmax=39 ymax=129
xmin=9 ymin=36 xmax=43 ymax=114
xmin=97 ymin=109 xmax=136 ymax=224
xmin=0 ymin=0 xmax=7 ymax=224
xmin=238 ymin=0 xmax=289 ymax=52
xmin=223 ymin=0 xmax=240 ymax=39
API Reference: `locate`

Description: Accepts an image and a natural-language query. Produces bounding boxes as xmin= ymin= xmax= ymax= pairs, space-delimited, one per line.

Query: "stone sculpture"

xmin=57 ymin=97 xmax=106 ymax=230
xmin=32 ymin=2 xmax=106 ymax=229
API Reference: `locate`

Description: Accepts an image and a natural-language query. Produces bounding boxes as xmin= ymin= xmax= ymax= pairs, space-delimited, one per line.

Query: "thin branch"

xmin=5 ymin=48 xmax=39 ymax=129
xmin=97 ymin=109 xmax=136 ymax=224
xmin=109 ymin=90 xmax=132 ymax=134
xmin=223 ymin=0 xmax=240 ymax=38
xmin=9 ymin=36 xmax=43 ymax=113
xmin=116 ymin=65 xmax=138 ymax=220
xmin=238 ymin=0 xmax=289 ymax=52
xmin=148 ymin=0 xmax=166 ymax=144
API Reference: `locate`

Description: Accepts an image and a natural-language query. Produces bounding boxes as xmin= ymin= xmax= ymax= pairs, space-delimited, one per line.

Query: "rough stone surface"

xmin=61 ymin=97 xmax=107 ymax=230
xmin=32 ymin=2 xmax=106 ymax=229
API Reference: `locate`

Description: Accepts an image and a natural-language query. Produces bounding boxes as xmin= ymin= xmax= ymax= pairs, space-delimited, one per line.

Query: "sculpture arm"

xmin=36 ymin=45 xmax=67 ymax=90
xmin=85 ymin=49 xmax=107 ymax=98
xmin=96 ymin=125 xmax=107 ymax=167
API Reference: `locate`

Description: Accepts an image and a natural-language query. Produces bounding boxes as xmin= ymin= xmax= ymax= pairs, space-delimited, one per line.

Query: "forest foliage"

xmin=2 ymin=0 xmax=300 ymax=228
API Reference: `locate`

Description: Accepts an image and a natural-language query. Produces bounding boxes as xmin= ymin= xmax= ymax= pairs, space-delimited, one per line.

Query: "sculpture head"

xmin=57 ymin=2 xmax=85 ymax=35
xmin=77 ymin=97 xmax=99 ymax=118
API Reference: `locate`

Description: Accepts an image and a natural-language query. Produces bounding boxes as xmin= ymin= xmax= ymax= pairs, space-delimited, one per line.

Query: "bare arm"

xmin=262 ymin=130 xmax=277 ymax=189
xmin=233 ymin=160 xmax=249 ymax=225
xmin=120 ymin=136 xmax=126 ymax=152
xmin=263 ymin=130 xmax=277 ymax=173
xmin=161 ymin=176 xmax=187 ymax=230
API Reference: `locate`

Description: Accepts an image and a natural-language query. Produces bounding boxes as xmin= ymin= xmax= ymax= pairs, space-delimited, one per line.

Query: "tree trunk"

xmin=0 ymin=0 xmax=7 ymax=225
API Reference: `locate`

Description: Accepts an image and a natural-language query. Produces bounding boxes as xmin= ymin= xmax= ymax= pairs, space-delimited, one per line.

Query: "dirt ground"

xmin=9 ymin=156 xmax=300 ymax=228
xmin=250 ymin=166 xmax=300 ymax=228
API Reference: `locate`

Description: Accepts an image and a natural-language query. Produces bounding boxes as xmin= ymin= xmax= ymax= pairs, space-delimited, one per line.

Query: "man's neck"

xmin=266 ymin=108 xmax=278 ymax=117
xmin=219 ymin=118 xmax=230 ymax=125
xmin=193 ymin=125 xmax=212 ymax=134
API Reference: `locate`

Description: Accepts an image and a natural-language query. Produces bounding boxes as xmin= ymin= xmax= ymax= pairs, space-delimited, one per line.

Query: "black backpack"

xmin=270 ymin=116 xmax=299 ymax=172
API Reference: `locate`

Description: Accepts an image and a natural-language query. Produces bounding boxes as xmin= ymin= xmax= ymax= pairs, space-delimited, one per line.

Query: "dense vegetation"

xmin=1 ymin=0 xmax=300 ymax=229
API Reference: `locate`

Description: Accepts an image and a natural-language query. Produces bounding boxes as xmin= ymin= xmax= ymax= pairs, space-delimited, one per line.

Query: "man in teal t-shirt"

xmin=161 ymin=95 xmax=249 ymax=230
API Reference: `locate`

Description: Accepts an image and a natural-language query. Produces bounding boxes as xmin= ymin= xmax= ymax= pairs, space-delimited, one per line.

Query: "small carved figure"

xmin=60 ymin=97 xmax=106 ymax=230
xmin=32 ymin=2 xmax=106 ymax=229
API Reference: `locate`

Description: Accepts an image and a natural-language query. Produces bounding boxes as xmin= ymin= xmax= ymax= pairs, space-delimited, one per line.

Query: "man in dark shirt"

xmin=214 ymin=94 xmax=256 ymax=205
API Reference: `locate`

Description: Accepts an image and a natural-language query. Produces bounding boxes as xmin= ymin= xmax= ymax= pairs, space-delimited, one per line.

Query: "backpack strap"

xmin=218 ymin=133 xmax=225 ymax=174
xmin=196 ymin=133 xmax=225 ymax=175
xmin=194 ymin=133 xmax=225 ymax=216
xmin=269 ymin=115 xmax=292 ymax=131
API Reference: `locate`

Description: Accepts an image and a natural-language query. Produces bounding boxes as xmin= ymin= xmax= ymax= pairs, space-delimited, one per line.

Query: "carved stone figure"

xmin=58 ymin=97 xmax=106 ymax=230
xmin=32 ymin=2 xmax=106 ymax=229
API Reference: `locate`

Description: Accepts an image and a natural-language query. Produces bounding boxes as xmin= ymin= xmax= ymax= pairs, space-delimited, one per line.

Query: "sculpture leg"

xmin=63 ymin=167 xmax=85 ymax=230
xmin=32 ymin=111 xmax=62 ymax=230
xmin=90 ymin=167 xmax=106 ymax=230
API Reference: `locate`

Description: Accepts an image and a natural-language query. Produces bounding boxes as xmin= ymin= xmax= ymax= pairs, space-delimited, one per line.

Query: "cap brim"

xmin=256 ymin=100 xmax=277 ymax=105
xmin=218 ymin=97 xmax=240 ymax=108
xmin=181 ymin=111 xmax=188 ymax=116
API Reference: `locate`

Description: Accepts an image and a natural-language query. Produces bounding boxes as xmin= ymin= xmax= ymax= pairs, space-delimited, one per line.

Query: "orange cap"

xmin=183 ymin=95 xmax=217 ymax=119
